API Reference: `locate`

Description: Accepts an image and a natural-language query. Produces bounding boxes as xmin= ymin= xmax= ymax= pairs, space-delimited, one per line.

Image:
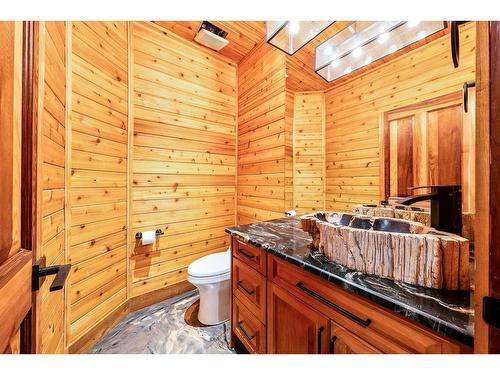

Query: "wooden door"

xmin=0 ymin=21 xmax=33 ymax=354
xmin=267 ymin=282 xmax=329 ymax=354
xmin=329 ymin=322 xmax=381 ymax=354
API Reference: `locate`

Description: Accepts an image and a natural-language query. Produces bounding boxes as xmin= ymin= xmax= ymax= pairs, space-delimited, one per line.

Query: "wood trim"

xmin=488 ymin=20 xmax=500 ymax=354
xmin=474 ymin=21 xmax=491 ymax=353
xmin=126 ymin=21 xmax=134 ymax=300
xmin=68 ymin=281 xmax=194 ymax=353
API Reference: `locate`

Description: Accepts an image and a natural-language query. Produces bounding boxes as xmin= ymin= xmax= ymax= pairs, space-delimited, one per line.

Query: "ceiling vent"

xmin=194 ymin=21 xmax=229 ymax=51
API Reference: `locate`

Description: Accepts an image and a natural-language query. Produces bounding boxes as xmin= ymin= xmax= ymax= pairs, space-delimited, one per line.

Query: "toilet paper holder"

xmin=135 ymin=229 xmax=164 ymax=240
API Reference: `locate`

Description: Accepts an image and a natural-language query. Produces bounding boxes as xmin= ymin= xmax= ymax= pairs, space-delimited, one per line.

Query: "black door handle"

xmin=317 ymin=326 xmax=324 ymax=354
xmin=237 ymin=280 xmax=255 ymax=295
xmin=450 ymin=21 xmax=468 ymax=68
xmin=330 ymin=336 xmax=337 ymax=354
xmin=463 ymin=80 xmax=475 ymax=113
xmin=32 ymin=256 xmax=71 ymax=292
xmin=237 ymin=321 xmax=255 ymax=340
xmin=296 ymin=282 xmax=371 ymax=327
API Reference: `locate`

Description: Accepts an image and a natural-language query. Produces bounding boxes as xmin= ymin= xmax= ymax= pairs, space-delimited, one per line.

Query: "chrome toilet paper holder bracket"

xmin=135 ymin=229 xmax=164 ymax=240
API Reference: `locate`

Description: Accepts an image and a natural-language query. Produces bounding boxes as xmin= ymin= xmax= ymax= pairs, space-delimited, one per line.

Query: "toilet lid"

xmin=188 ymin=251 xmax=230 ymax=278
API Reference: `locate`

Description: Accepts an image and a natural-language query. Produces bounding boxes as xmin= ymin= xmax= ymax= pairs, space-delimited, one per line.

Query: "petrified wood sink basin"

xmin=301 ymin=212 xmax=470 ymax=290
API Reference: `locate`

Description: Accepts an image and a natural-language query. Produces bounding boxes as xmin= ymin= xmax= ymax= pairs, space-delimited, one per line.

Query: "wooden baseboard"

xmin=128 ymin=281 xmax=194 ymax=312
xmin=67 ymin=281 xmax=195 ymax=354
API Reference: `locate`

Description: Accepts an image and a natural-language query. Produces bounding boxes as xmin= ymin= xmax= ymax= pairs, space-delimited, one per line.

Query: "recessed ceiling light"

xmin=352 ymin=47 xmax=363 ymax=58
xmin=378 ymin=32 xmax=389 ymax=44
xmin=289 ymin=21 xmax=300 ymax=35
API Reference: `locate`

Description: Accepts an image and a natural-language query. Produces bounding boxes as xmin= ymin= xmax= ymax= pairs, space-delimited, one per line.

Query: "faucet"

xmin=397 ymin=185 xmax=462 ymax=235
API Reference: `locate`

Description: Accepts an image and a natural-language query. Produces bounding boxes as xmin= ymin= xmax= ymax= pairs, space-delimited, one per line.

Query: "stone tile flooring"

xmin=89 ymin=290 xmax=234 ymax=354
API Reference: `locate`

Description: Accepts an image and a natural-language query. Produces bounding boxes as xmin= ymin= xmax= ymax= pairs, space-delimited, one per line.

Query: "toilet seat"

xmin=188 ymin=251 xmax=230 ymax=278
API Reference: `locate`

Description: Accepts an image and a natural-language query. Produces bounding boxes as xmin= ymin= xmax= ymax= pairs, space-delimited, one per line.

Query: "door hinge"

xmin=483 ymin=296 xmax=500 ymax=328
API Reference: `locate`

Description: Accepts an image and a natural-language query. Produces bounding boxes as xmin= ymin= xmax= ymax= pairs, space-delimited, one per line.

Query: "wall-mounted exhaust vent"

xmin=194 ymin=21 xmax=229 ymax=51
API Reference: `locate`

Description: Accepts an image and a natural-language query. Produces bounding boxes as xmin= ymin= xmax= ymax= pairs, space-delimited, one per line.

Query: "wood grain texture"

xmin=35 ymin=21 xmax=67 ymax=354
xmin=301 ymin=213 xmax=470 ymax=290
xmin=130 ymin=21 xmax=236 ymax=296
xmin=67 ymin=21 xmax=128 ymax=345
xmin=293 ymin=92 xmax=325 ymax=213
xmin=237 ymin=42 xmax=290 ymax=224
xmin=325 ymin=22 xmax=476 ymax=212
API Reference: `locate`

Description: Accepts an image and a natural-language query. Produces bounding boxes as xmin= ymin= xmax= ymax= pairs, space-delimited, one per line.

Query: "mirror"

xmin=380 ymin=90 xmax=476 ymax=213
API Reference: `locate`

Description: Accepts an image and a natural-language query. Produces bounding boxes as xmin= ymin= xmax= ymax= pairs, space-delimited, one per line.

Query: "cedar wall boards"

xmin=130 ymin=22 xmax=237 ymax=297
xmin=292 ymin=92 xmax=326 ymax=214
xmin=237 ymin=42 xmax=292 ymax=223
xmin=36 ymin=21 xmax=67 ymax=353
xmin=33 ymin=21 xmax=238 ymax=349
xmin=324 ymin=22 xmax=476 ymax=211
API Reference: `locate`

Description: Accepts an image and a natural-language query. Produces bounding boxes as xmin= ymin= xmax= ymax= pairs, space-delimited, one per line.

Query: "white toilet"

xmin=187 ymin=249 xmax=230 ymax=325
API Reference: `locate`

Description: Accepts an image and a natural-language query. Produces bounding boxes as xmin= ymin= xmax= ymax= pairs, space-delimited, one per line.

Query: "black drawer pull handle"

xmin=330 ymin=336 xmax=337 ymax=354
xmin=317 ymin=326 xmax=324 ymax=354
xmin=296 ymin=282 xmax=371 ymax=328
xmin=237 ymin=280 xmax=255 ymax=295
xmin=237 ymin=321 xmax=255 ymax=340
xmin=238 ymin=248 xmax=256 ymax=259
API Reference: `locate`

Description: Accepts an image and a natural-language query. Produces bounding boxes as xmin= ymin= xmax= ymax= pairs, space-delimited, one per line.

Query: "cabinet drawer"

xmin=268 ymin=255 xmax=463 ymax=354
xmin=232 ymin=238 xmax=266 ymax=275
xmin=233 ymin=296 xmax=266 ymax=354
xmin=232 ymin=257 xmax=266 ymax=324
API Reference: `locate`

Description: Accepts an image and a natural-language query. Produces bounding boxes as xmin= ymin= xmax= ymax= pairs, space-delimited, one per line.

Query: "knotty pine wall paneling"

xmin=324 ymin=22 xmax=476 ymax=211
xmin=35 ymin=21 xmax=67 ymax=354
xmin=130 ymin=22 xmax=237 ymax=297
xmin=237 ymin=42 xmax=290 ymax=224
xmin=293 ymin=92 xmax=326 ymax=214
xmin=67 ymin=21 xmax=129 ymax=344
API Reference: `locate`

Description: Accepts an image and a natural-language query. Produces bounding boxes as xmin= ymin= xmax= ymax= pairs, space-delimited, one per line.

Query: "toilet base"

xmin=191 ymin=278 xmax=230 ymax=326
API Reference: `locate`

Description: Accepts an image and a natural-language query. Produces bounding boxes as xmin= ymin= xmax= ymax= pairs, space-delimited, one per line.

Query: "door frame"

xmin=474 ymin=20 xmax=500 ymax=354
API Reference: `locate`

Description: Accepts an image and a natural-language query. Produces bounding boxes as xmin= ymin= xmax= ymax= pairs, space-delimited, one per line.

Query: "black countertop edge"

xmin=225 ymin=219 xmax=474 ymax=348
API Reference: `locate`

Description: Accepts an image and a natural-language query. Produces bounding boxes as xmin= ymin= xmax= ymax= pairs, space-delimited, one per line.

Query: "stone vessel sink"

xmin=301 ymin=212 xmax=470 ymax=290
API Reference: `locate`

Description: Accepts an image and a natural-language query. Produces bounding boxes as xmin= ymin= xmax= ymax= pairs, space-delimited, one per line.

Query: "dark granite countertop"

xmin=226 ymin=217 xmax=474 ymax=347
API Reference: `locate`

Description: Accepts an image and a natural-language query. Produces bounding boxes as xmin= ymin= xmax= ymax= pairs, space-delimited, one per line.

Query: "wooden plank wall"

xmin=67 ymin=21 xmax=129 ymax=344
xmin=324 ymin=22 xmax=476 ymax=211
xmin=37 ymin=21 xmax=67 ymax=353
xmin=237 ymin=42 xmax=290 ymax=224
xmin=293 ymin=92 xmax=326 ymax=214
xmin=130 ymin=22 xmax=237 ymax=297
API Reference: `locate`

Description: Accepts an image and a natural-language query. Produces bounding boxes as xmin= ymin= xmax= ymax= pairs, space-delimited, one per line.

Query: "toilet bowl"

xmin=187 ymin=249 xmax=230 ymax=325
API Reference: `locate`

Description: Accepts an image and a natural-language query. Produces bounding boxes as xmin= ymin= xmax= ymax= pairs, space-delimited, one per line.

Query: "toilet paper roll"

xmin=141 ymin=230 xmax=156 ymax=245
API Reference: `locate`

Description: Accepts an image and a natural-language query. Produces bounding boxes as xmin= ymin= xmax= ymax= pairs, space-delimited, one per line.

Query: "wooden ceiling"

xmin=155 ymin=21 xmax=450 ymax=92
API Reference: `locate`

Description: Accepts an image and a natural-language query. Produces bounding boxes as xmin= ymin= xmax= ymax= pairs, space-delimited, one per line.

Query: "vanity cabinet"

xmin=230 ymin=237 xmax=469 ymax=354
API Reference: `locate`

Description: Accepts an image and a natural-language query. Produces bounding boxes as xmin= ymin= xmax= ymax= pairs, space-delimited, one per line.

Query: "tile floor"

xmin=89 ymin=290 xmax=234 ymax=354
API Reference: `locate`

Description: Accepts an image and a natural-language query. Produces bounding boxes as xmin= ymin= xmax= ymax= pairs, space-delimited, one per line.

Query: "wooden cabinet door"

xmin=330 ymin=322 xmax=381 ymax=354
xmin=267 ymin=282 xmax=329 ymax=354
